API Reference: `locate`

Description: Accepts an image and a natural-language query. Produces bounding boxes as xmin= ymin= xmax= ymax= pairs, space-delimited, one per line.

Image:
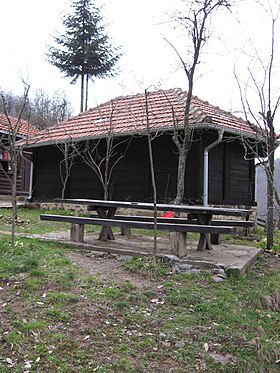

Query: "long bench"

xmin=89 ymin=214 xmax=254 ymax=227
xmin=40 ymin=214 xmax=238 ymax=251
xmin=89 ymin=214 xmax=254 ymax=243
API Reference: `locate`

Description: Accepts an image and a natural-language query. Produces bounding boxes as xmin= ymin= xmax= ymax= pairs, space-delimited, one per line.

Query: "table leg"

xmin=196 ymin=214 xmax=212 ymax=251
xmin=121 ymin=226 xmax=131 ymax=236
xmin=96 ymin=207 xmax=116 ymax=241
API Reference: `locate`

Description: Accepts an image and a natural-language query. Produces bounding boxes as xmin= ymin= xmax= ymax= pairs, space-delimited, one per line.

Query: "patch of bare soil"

xmin=261 ymin=251 xmax=280 ymax=270
xmin=67 ymin=250 xmax=157 ymax=289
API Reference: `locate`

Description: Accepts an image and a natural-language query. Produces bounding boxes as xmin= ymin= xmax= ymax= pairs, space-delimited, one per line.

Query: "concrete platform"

xmin=0 ymin=200 xmax=26 ymax=208
xmin=31 ymin=230 xmax=262 ymax=276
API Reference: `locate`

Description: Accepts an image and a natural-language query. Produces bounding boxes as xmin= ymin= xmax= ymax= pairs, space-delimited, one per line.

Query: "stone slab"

xmin=30 ymin=230 xmax=263 ymax=276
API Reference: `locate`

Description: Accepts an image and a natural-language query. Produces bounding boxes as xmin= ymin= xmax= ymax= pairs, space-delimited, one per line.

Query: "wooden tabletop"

xmin=56 ymin=199 xmax=252 ymax=217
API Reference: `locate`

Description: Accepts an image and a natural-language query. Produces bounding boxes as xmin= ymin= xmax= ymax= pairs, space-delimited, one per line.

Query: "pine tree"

xmin=47 ymin=0 xmax=120 ymax=112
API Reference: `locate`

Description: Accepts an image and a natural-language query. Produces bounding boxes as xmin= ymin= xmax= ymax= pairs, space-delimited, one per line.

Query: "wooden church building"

xmin=22 ymin=88 xmax=259 ymax=207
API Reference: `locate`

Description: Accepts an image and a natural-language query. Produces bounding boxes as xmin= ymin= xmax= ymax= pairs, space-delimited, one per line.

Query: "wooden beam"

xmin=40 ymin=214 xmax=237 ymax=235
xmin=89 ymin=214 xmax=254 ymax=227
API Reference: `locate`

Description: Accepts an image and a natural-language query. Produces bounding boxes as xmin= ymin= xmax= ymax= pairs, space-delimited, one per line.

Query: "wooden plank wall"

xmin=32 ymin=132 xmax=255 ymax=206
xmin=33 ymin=146 xmax=63 ymax=200
xmin=20 ymin=158 xmax=31 ymax=193
xmin=208 ymin=137 xmax=254 ymax=206
xmin=0 ymin=168 xmax=23 ymax=195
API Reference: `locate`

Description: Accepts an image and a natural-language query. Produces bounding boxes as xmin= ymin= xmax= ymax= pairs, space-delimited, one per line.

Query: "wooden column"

xmin=70 ymin=223 xmax=84 ymax=242
xmin=170 ymin=232 xmax=188 ymax=258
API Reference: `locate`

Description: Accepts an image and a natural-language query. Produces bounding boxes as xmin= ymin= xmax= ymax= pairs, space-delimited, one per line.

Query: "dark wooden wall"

xmin=206 ymin=135 xmax=255 ymax=206
xmin=20 ymin=158 xmax=31 ymax=194
xmin=0 ymin=138 xmax=31 ymax=196
xmin=32 ymin=130 xmax=255 ymax=206
xmin=0 ymin=169 xmax=21 ymax=195
xmin=32 ymin=146 xmax=63 ymax=199
xmin=0 ymin=159 xmax=30 ymax=196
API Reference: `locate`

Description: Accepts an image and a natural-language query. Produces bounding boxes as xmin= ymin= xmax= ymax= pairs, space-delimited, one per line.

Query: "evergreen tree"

xmin=47 ymin=0 xmax=120 ymax=112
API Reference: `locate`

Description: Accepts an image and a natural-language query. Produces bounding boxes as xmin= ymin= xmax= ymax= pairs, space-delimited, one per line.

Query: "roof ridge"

xmin=190 ymin=95 xmax=248 ymax=123
xmin=86 ymin=88 xmax=181 ymax=112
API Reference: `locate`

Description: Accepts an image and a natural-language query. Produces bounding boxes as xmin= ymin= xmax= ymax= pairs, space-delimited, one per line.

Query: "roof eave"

xmin=21 ymin=123 xmax=260 ymax=149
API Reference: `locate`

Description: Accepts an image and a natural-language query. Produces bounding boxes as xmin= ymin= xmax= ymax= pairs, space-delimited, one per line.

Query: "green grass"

xmin=124 ymin=256 xmax=171 ymax=278
xmin=0 ymin=239 xmax=279 ymax=372
xmin=0 ymin=207 xmax=73 ymax=235
xmin=224 ymin=226 xmax=280 ymax=250
xmin=0 ymin=208 xmax=280 ymax=371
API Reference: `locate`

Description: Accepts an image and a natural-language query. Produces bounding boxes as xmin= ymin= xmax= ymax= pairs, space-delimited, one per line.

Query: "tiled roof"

xmin=0 ymin=113 xmax=38 ymax=138
xmin=23 ymin=88 xmax=257 ymax=148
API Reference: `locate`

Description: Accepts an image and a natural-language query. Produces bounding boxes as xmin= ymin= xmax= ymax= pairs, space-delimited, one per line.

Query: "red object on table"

xmin=162 ymin=211 xmax=174 ymax=218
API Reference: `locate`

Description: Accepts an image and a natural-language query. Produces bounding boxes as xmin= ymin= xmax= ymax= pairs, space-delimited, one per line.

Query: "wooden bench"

xmin=89 ymin=214 xmax=254 ymax=227
xmin=48 ymin=198 xmax=252 ymax=254
xmin=40 ymin=214 xmax=238 ymax=251
xmin=89 ymin=214 xmax=254 ymax=242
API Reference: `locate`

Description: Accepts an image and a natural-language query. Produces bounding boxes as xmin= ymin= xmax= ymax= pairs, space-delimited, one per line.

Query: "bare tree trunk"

xmin=59 ymin=143 xmax=76 ymax=199
xmin=61 ymin=144 xmax=68 ymax=199
xmin=104 ymin=137 xmax=110 ymax=201
xmin=175 ymin=151 xmax=187 ymax=205
xmin=0 ymin=84 xmax=30 ymax=246
xmin=267 ymin=172 xmax=274 ymax=249
xmin=1 ymin=84 xmax=30 ymax=245
xmin=85 ymin=73 xmax=89 ymax=111
xmin=145 ymin=89 xmax=158 ymax=259
xmin=266 ymin=115 xmax=275 ymax=249
xmin=80 ymin=73 xmax=85 ymax=113
xmin=11 ymin=157 xmax=18 ymax=246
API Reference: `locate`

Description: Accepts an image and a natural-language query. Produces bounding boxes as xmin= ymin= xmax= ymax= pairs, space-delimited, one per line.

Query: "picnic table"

xmin=41 ymin=199 xmax=253 ymax=252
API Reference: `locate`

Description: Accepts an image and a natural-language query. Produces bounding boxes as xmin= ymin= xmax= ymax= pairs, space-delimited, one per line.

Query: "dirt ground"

xmin=66 ymin=247 xmax=280 ymax=284
xmin=67 ymin=250 xmax=158 ymax=289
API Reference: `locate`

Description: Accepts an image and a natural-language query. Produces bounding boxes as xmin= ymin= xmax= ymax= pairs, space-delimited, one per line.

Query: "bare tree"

xmin=57 ymin=141 xmax=78 ymax=199
xmin=0 ymin=91 xmax=31 ymax=120
xmin=0 ymin=85 xmax=31 ymax=245
xmin=30 ymin=89 xmax=73 ymax=129
xmin=235 ymin=0 xmax=280 ymax=250
xmin=166 ymin=0 xmax=231 ymax=205
xmin=144 ymin=89 xmax=158 ymax=259
xmin=163 ymin=0 xmax=231 ymax=255
xmin=0 ymin=89 xmax=73 ymax=130
xmin=74 ymin=101 xmax=131 ymax=200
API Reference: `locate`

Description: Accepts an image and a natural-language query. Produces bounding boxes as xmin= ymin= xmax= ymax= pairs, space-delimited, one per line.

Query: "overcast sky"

xmin=0 ymin=0 xmax=280 ymax=142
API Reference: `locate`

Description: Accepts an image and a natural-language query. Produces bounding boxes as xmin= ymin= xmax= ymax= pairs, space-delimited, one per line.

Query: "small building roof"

xmin=0 ymin=113 xmax=38 ymax=138
xmin=22 ymin=88 xmax=257 ymax=148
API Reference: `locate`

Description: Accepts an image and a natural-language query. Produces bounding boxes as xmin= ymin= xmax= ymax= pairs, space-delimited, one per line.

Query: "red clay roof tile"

xmin=0 ymin=113 xmax=38 ymax=137
xmin=23 ymin=88 xmax=256 ymax=148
